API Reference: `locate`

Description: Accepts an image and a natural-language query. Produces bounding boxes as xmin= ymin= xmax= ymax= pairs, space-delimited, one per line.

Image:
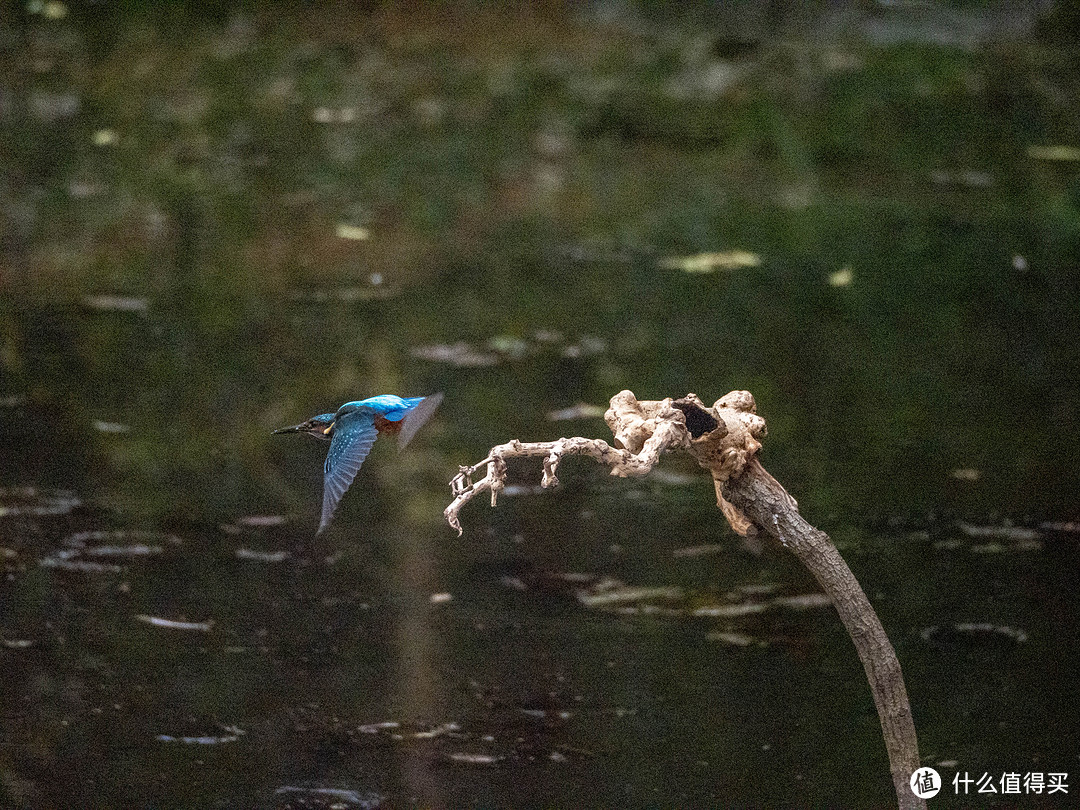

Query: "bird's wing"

xmin=318 ymin=409 xmax=379 ymax=535
xmin=397 ymin=392 xmax=444 ymax=449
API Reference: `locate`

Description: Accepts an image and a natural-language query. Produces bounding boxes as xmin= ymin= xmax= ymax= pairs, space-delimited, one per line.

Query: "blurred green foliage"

xmin=3 ymin=5 xmax=1080 ymax=809
xmin=2 ymin=2 xmax=1079 ymax=523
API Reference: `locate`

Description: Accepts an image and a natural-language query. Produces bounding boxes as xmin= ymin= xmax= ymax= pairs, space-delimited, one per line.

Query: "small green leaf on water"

xmin=43 ymin=1 xmax=67 ymax=19
xmin=92 ymin=129 xmax=118 ymax=146
xmin=658 ymin=250 xmax=762 ymax=273
xmin=828 ymin=266 xmax=854 ymax=287
xmin=1027 ymin=145 xmax=1080 ymax=162
xmin=335 ymin=223 xmax=370 ymax=241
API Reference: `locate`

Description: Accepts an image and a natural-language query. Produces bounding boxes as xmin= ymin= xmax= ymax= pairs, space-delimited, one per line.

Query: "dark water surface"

xmin=3 ymin=3 xmax=1080 ymax=808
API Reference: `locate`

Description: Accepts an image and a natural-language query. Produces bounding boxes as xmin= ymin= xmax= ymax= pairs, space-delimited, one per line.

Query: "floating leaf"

xmin=43 ymin=1 xmax=68 ymax=20
xmin=236 ymin=514 xmax=286 ymax=528
xmin=335 ymin=223 xmax=371 ymax=241
xmin=135 ymin=615 xmax=213 ymax=631
xmin=234 ymin=548 xmax=289 ymax=563
xmin=92 ymin=129 xmax=118 ymax=146
xmin=578 ymin=585 xmax=683 ymax=608
xmin=828 ymin=266 xmax=854 ymax=287
xmin=658 ymin=250 xmax=762 ymax=273
xmin=82 ymin=294 xmax=149 ymax=312
xmin=93 ymin=420 xmax=130 ymax=433
xmin=1027 ymin=145 xmax=1080 ymax=162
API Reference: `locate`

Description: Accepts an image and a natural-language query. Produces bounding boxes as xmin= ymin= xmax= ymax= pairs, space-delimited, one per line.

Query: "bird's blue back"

xmin=338 ymin=395 xmax=426 ymax=421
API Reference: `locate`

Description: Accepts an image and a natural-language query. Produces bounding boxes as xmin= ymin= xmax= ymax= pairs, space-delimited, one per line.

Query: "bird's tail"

xmin=398 ymin=392 xmax=444 ymax=449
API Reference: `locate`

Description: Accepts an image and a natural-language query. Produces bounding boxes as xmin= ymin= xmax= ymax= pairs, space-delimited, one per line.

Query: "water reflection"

xmin=2 ymin=481 xmax=1079 ymax=805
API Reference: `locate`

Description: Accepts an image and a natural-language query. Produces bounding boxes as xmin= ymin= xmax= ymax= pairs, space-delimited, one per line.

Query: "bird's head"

xmin=272 ymin=413 xmax=336 ymax=441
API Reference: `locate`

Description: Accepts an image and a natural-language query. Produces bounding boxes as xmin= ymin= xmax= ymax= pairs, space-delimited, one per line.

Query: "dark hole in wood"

xmin=672 ymin=398 xmax=720 ymax=439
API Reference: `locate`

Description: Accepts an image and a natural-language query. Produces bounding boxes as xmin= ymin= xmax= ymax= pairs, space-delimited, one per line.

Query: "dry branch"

xmin=445 ymin=389 xmax=924 ymax=810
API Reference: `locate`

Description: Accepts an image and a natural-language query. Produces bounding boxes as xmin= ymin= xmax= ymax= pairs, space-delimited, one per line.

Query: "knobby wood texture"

xmin=446 ymin=390 xmax=925 ymax=810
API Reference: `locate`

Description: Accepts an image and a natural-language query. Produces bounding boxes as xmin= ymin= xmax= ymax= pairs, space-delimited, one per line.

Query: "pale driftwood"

xmin=445 ymin=390 xmax=924 ymax=810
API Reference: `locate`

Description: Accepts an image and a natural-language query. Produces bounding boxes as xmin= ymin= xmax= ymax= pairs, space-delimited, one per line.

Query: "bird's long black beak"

xmin=272 ymin=424 xmax=303 ymax=435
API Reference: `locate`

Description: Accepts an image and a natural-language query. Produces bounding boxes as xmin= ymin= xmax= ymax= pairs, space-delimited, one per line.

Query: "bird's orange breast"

xmin=374 ymin=415 xmax=402 ymax=434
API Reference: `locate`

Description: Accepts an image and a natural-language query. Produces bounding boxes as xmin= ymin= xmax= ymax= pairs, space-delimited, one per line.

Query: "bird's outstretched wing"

xmin=397 ymin=392 xmax=444 ymax=450
xmin=318 ymin=409 xmax=378 ymax=535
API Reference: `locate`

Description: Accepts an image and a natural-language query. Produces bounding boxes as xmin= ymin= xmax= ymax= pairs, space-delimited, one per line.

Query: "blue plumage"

xmin=319 ymin=408 xmax=379 ymax=534
xmin=274 ymin=393 xmax=443 ymax=534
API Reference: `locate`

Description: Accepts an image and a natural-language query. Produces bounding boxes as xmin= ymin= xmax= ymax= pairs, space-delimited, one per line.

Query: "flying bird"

xmin=274 ymin=393 xmax=443 ymax=534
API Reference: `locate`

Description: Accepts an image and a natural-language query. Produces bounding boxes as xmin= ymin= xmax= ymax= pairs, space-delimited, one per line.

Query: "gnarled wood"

xmin=445 ymin=389 xmax=924 ymax=809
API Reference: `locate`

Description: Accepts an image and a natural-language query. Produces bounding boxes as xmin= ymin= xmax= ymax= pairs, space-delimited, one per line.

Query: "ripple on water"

xmin=156 ymin=724 xmax=244 ymax=745
xmin=0 ymin=487 xmax=82 ymax=517
xmin=38 ymin=530 xmax=181 ymax=574
xmin=272 ymin=786 xmax=385 ymax=809
xmin=411 ymin=333 xmax=607 ymax=368
xmin=921 ymin=622 xmax=1029 ymax=649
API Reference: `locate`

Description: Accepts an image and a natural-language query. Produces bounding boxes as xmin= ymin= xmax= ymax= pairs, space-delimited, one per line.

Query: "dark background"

xmin=2 ymin=2 xmax=1079 ymax=807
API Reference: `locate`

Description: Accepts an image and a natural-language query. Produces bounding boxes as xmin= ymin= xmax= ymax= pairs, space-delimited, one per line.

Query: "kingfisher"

xmin=273 ymin=393 xmax=443 ymax=535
